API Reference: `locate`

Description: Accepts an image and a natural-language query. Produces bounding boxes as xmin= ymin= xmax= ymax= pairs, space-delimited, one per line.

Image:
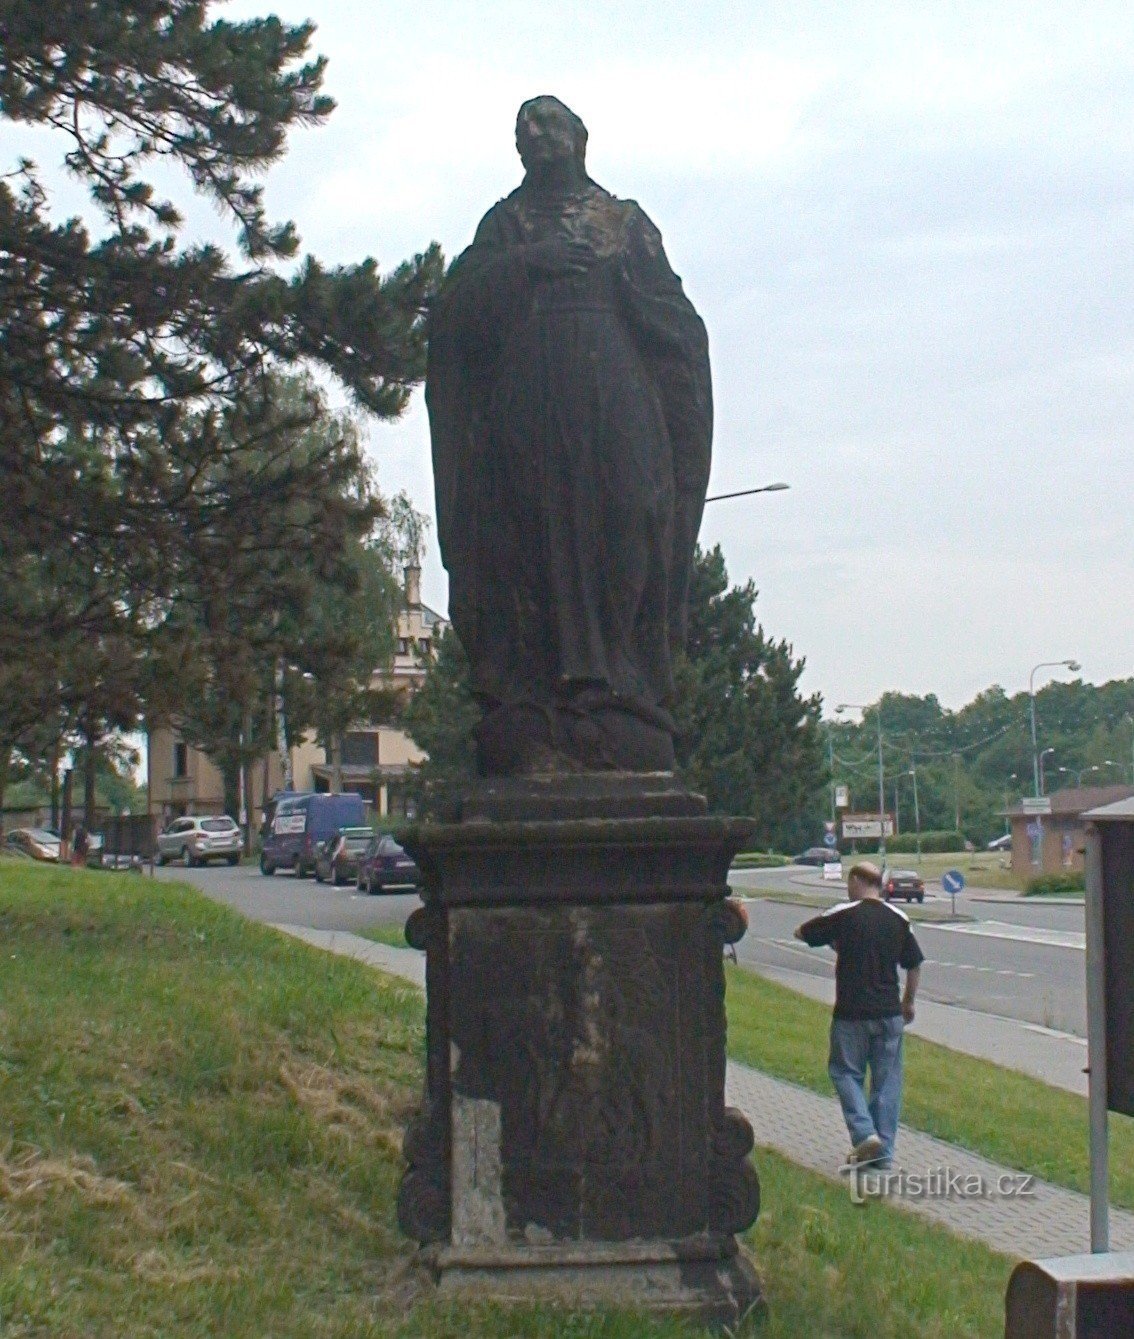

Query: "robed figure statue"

xmin=427 ymin=96 xmax=712 ymax=775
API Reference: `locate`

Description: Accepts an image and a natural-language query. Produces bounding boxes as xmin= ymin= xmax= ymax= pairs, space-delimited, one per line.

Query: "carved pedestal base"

xmin=398 ymin=780 xmax=762 ymax=1327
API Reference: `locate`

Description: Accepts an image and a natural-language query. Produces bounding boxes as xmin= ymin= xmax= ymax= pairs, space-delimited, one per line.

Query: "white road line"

xmin=929 ymin=920 xmax=1085 ymax=951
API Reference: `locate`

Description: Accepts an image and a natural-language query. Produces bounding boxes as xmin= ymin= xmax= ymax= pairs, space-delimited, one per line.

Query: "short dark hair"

xmin=848 ymin=862 xmax=883 ymax=889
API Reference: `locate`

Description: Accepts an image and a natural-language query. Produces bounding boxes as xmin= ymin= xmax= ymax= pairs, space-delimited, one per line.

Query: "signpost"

xmin=942 ymin=868 xmax=965 ymax=919
xmin=840 ymin=813 xmax=895 ymax=842
xmin=1083 ymin=797 xmax=1134 ymax=1253
xmin=834 ymin=784 xmax=849 ymax=809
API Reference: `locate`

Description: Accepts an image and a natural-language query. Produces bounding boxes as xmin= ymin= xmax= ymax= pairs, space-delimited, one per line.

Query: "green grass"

xmin=355 ymin=922 xmax=410 ymax=949
xmin=725 ymin=964 xmax=1134 ymax=1206
xmin=0 ymin=863 xmax=1013 ymax=1337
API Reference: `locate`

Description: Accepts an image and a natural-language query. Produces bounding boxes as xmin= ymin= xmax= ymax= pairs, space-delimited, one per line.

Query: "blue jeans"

xmin=828 ymin=1016 xmax=905 ymax=1163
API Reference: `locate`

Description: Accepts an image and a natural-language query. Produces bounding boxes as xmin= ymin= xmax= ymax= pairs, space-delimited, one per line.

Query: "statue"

xmin=426 ymin=95 xmax=712 ymax=775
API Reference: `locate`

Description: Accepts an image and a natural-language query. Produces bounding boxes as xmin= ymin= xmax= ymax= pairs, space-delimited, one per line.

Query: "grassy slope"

xmin=0 ymin=864 xmax=1011 ymax=1337
xmin=725 ymin=964 xmax=1134 ymax=1206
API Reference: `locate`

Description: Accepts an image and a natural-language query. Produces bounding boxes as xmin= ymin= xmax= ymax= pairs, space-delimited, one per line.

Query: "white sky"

xmin=27 ymin=2 xmax=1134 ymax=708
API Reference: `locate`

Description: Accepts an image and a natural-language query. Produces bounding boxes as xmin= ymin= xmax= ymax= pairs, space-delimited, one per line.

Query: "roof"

xmin=1005 ymin=784 xmax=1134 ymax=818
xmin=1083 ymin=797 xmax=1134 ymax=822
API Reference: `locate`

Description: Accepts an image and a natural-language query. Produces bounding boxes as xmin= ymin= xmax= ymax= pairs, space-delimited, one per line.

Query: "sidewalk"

xmin=273 ymin=924 xmax=1133 ymax=1260
xmin=748 ymin=961 xmax=1089 ymax=1095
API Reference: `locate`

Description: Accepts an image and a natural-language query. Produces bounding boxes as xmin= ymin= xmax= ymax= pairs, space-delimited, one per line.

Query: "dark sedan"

xmin=793 ymin=846 xmax=838 ymax=867
xmin=358 ymin=834 xmax=420 ymax=895
xmin=883 ymin=869 xmax=926 ymax=903
xmin=314 ymin=827 xmax=374 ymax=886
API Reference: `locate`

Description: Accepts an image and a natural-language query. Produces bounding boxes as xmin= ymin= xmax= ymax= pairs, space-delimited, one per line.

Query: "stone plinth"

xmin=396 ymin=781 xmax=763 ymax=1327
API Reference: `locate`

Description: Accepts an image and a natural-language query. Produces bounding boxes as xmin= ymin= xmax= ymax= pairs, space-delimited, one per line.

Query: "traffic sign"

xmin=942 ymin=870 xmax=965 ymax=894
xmin=1022 ymin=797 xmax=1052 ymax=816
xmin=835 ymin=785 xmax=849 ymax=809
xmin=823 ymin=832 xmax=838 ymax=848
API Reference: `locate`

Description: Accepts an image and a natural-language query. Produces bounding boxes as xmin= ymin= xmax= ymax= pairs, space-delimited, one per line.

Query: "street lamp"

xmin=703 ymin=481 xmax=791 ymax=503
xmin=1028 ymin=659 xmax=1081 ymax=797
xmin=836 ymin=702 xmax=887 ymax=861
xmin=907 ymin=764 xmax=922 ymax=859
xmin=1039 ymin=747 xmax=1055 ymax=797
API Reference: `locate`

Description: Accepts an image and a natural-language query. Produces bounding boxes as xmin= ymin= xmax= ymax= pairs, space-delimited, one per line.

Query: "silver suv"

xmin=156 ymin=815 xmax=242 ymax=867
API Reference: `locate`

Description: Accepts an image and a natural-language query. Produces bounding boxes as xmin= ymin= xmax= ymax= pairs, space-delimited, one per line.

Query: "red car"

xmin=883 ymin=869 xmax=925 ymax=903
xmin=357 ymin=835 xmax=421 ymax=895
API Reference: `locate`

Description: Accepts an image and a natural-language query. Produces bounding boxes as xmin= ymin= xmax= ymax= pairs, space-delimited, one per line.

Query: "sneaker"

xmin=851 ymin=1134 xmax=884 ymax=1165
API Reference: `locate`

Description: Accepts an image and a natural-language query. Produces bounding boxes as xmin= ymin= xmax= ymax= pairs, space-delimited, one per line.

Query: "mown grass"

xmin=0 ymin=863 xmax=1013 ymax=1337
xmin=725 ymin=964 xmax=1134 ymax=1207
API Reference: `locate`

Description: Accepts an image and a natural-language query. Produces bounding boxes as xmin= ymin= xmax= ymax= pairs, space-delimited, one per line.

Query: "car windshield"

xmin=339 ymin=829 xmax=373 ymax=848
xmin=891 ymin=870 xmax=918 ymax=879
xmin=202 ymin=818 xmax=237 ymax=832
xmin=27 ymin=829 xmax=59 ymax=843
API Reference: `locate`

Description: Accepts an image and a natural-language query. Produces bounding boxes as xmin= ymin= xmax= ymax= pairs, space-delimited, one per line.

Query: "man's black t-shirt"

xmin=798 ymin=897 xmax=925 ymax=1020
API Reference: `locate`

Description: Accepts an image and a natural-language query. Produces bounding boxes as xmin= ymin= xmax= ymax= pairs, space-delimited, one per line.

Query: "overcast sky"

xmin=76 ymin=4 xmax=1134 ymax=707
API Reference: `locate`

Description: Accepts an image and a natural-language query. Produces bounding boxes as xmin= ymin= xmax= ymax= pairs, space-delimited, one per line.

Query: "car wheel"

xmin=906 ymin=894 xmax=913 ymax=903
xmin=260 ymin=855 xmax=275 ymax=876
xmin=156 ymin=851 xmax=167 ymax=867
xmin=917 ymin=894 xmax=925 ymax=903
xmin=333 ymin=864 xmax=346 ymax=887
xmin=314 ymin=866 xmax=324 ymax=883
xmin=227 ymin=853 xmax=239 ymax=866
xmin=370 ymin=879 xmax=382 ymax=896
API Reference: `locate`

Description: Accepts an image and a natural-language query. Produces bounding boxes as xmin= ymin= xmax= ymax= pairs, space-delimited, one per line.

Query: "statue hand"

xmin=524 ymin=238 xmax=597 ymax=277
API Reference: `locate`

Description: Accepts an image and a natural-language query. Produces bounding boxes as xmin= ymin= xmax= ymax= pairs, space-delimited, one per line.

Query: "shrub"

xmin=1026 ymin=872 xmax=1085 ymax=896
xmin=882 ymin=830 xmax=965 ymax=854
xmin=731 ymin=851 xmax=792 ymax=869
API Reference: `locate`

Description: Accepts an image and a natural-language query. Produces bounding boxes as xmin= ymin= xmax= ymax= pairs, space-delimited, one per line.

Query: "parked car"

xmin=260 ymin=792 xmax=367 ymax=877
xmin=358 ymin=834 xmax=421 ymax=895
xmin=4 ymin=827 xmax=61 ymax=862
xmin=793 ymin=846 xmax=838 ymax=867
xmin=156 ymin=815 xmax=242 ymax=867
xmin=882 ymin=868 xmax=925 ymax=903
xmin=987 ymin=833 xmax=1012 ymax=852
xmin=314 ymin=827 xmax=374 ymax=885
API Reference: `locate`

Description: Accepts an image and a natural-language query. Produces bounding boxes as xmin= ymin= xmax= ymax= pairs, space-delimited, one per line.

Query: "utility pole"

xmin=953 ymin=752 xmax=961 ymax=834
xmin=909 ymin=764 xmax=922 ymax=859
xmin=836 ymin=702 xmax=886 ymax=862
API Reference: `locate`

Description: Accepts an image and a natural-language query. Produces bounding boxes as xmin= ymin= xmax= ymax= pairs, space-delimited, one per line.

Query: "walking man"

xmin=795 ymin=862 xmax=923 ymax=1168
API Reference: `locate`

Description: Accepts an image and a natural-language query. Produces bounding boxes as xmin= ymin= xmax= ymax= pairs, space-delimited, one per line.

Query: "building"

xmin=148 ymin=565 xmax=447 ymax=824
xmin=1003 ymin=784 xmax=1134 ymax=877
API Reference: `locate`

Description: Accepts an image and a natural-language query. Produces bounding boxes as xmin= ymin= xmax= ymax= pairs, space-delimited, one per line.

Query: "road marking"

xmin=929 ymin=920 xmax=1085 ymax=951
xmin=751 ymin=938 xmax=1036 ymax=980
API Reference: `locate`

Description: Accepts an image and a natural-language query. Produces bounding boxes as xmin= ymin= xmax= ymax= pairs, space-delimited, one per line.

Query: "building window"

xmin=173 ymin=741 xmax=188 ymax=778
xmin=418 ymin=637 xmax=431 ymax=655
xmin=397 ymin=638 xmax=409 ymax=655
xmin=342 ymin=732 xmax=377 ymax=767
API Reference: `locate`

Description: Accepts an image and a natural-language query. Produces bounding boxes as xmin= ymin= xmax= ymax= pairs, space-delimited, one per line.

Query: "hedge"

xmin=847 ymin=830 xmax=965 ymax=855
xmin=731 ymin=851 xmax=792 ymax=869
xmin=1025 ymin=872 xmax=1086 ymax=896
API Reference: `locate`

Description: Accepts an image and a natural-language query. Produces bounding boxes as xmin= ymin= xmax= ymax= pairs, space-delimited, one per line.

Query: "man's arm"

xmin=795 ymin=913 xmax=837 ymax=946
xmin=902 ymin=966 xmax=920 ymax=1023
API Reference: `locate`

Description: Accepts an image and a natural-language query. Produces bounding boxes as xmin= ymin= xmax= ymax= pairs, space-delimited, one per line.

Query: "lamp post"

xmin=1028 ymin=659 xmax=1081 ymax=797
xmin=703 ymin=481 xmax=790 ymax=504
xmin=1039 ymin=747 xmax=1055 ymax=797
xmin=836 ymin=702 xmax=886 ymax=861
xmin=907 ymin=764 xmax=922 ymax=859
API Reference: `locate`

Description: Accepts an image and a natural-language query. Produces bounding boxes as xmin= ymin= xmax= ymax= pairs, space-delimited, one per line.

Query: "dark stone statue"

xmin=427 ymin=95 xmax=712 ymax=775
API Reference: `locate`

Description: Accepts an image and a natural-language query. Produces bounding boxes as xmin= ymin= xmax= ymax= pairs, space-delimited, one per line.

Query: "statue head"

xmin=516 ymin=96 xmax=588 ymax=174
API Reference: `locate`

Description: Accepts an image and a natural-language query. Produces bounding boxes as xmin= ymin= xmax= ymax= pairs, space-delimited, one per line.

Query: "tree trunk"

xmin=0 ymin=745 xmax=10 ymax=836
xmin=242 ymin=754 xmax=255 ymax=855
xmin=221 ymin=756 xmax=241 ymax=823
xmin=83 ymin=717 xmax=99 ymax=830
xmin=330 ymin=733 xmax=343 ymax=794
xmin=49 ymin=736 xmax=61 ymax=831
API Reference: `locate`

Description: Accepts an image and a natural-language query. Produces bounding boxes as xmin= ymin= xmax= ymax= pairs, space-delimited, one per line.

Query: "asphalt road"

xmin=159 ymin=858 xmax=1088 ymax=1038
xmin=154 ymin=859 xmax=421 ymax=933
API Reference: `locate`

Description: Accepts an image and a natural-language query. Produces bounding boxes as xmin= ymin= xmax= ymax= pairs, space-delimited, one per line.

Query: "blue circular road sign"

xmin=823 ymin=832 xmax=838 ymax=848
xmin=942 ymin=869 xmax=965 ymax=894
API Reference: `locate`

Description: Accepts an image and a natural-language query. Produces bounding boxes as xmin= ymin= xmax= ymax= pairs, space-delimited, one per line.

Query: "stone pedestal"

xmin=397 ymin=778 xmax=763 ymax=1327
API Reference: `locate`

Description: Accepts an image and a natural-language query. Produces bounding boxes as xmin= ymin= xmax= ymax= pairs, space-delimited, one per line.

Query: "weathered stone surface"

xmin=426 ymin=96 xmax=713 ymax=775
xmin=397 ymin=794 xmax=762 ymax=1323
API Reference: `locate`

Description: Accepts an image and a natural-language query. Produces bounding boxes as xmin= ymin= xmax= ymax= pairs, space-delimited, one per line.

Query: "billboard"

xmin=841 ymin=814 xmax=895 ymax=841
xmin=1099 ymin=819 xmax=1134 ymax=1118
